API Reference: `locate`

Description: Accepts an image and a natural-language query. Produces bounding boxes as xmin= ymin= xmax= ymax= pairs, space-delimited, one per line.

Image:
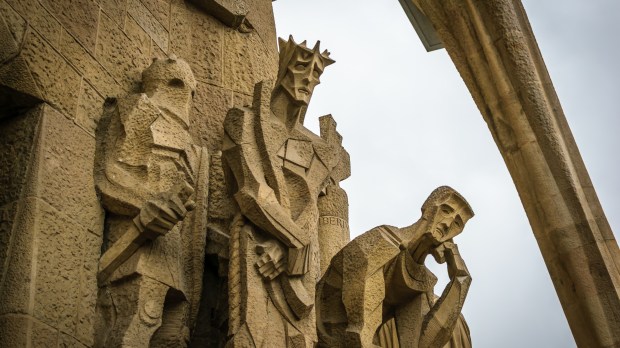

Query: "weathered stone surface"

xmin=40 ymin=0 xmax=100 ymax=53
xmin=0 ymin=106 xmax=40 ymax=207
xmin=127 ymin=0 xmax=169 ymax=52
xmin=0 ymin=315 xmax=60 ymax=347
xmin=0 ymin=0 xmax=26 ymax=63
xmin=191 ymin=81 xmax=232 ymax=151
xmin=33 ymin=200 xmax=92 ymax=335
xmin=169 ymin=0 xmax=191 ymax=59
xmin=223 ymin=30 xmax=277 ymax=95
xmin=75 ymin=230 xmax=100 ymax=346
xmin=187 ymin=5 xmax=223 ymax=84
xmin=124 ymin=14 xmax=152 ymax=58
xmin=0 ymin=315 xmax=29 ymax=347
xmin=0 ymin=202 xmax=17 ymax=276
xmin=59 ymin=29 xmax=120 ymax=99
xmin=21 ymin=30 xmax=81 ymax=117
xmin=31 ymin=317 xmax=60 ymax=347
xmin=76 ymin=80 xmax=104 ymax=135
xmin=59 ymin=333 xmax=90 ymax=348
xmin=140 ymin=0 xmax=171 ymax=31
xmin=206 ymin=152 xmax=235 ymax=221
xmin=0 ymin=197 xmax=38 ymax=317
xmin=98 ymin=0 xmax=127 ymax=28
xmin=96 ymin=12 xmax=150 ymax=93
xmin=37 ymin=105 xmax=103 ymax=233
xmin=245 ymin=0 xmax=277 ymax=53
xmin=5 ymin=0 xmax=62 ymax=47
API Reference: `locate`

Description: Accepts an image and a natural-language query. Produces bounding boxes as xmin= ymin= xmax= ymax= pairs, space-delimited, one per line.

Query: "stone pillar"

xmin=409 ymin=0 xmax=620 ymax=346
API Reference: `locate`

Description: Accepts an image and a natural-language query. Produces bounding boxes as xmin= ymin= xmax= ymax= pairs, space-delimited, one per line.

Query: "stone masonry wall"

xmin=0 ymin=0 xmax=278 ymax=346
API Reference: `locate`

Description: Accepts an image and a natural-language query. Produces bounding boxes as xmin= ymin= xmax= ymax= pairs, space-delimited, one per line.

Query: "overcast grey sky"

xmin=273 ymin=1 xmax=619 ymax=347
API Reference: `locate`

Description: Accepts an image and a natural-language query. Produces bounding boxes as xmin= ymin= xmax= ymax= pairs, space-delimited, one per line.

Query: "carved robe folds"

xmin=222 ymin=81 xmax=349 ymax=347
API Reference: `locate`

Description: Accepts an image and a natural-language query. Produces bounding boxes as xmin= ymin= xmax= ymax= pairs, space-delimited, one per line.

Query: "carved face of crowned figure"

xmin=276 ymin=36 xmax=335 ymax=107
xmin=422 ymin=186 xmax=475 ymax=245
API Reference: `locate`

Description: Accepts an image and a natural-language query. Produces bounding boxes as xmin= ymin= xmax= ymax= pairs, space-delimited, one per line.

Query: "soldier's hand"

xmin=255 ymin=240 xmax=286 ymax=280
xmin=137 ymin=182 xmax=195 ymax=237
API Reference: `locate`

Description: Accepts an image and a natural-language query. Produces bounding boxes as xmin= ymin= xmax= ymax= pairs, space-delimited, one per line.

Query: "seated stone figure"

xmin=94 ymin=56 xmax=209 ymax=347
xmin=316 ymin=186 xmax=474 ymax=348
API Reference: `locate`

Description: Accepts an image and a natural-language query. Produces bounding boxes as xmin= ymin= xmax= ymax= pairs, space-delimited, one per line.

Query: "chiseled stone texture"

xmin=40 ymin=0 xmax=100 ymax=53
xmin=36 ymin=105 xmax=103 ymax=233
xmin=0 ymin=105 xmax=102 ymax=347
xmin=0 ymin=0 xmax=279 ymax=345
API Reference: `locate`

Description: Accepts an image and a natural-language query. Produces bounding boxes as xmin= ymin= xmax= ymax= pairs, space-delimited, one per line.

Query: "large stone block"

xmin=40 ymin=0 xmax=100 ymax=53
xmin=186 ymin=5 xmax=223 ymax=84
xmin=21 ymin=29 xmax=81 ymax=117
xmin=140 ymin=0 xmax=171 ymax=31
xmin=59 ymin=333 xmax=89 ymax=348
xmin=99 ymin=0 xmax=127 ymax=28
xmin=75 ymin=230 xmax=100 ymax=346
xmin=0 ymin=314 xmax=60 ymax=347
xmin=36 ymin=105 xmax=103 ymax=233
xmin=59 ymin=28 xmax=120 ymax=99
xmin=96 ymin=12 xmax=151 ymax=93
xmin=5 ymin=0 xmax=61 ymax=47
xmin=127 ymin=0 xmax=169 ymax=52
xmin=222 ymin=30 xmax=277 ymax=95
xmin=76 ymin=79 xmax=104 ymax=136
xmin=0 ymin=314 xmax=29 ymax=347
xmin=33 ymin=201 xmax=82 ymax=334
xmin=169 ymin=0 xmax=191 ymax=58
xmin=124 ymin=14 xmax=152 ymax=58
xmin=0 ymin=106 xmax=40 ymax=207
xmin=33 ymin=199 xmax=101 ymax=342
xmin=0 ymin=0 xmax=26 ymax=63
xmin=0 ymin=197 xmax=38 ymax=316
xmin=245 ymin=0 xmax=277 ymax=53
xmin=191 ymin=81 xmax=232 ymax=151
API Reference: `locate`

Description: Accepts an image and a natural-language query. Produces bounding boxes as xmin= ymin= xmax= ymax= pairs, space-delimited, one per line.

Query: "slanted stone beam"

xmin=401 ymin=0 xmax=620 ymax=346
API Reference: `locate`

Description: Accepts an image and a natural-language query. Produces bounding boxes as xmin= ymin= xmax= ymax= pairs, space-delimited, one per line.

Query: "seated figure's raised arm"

xmin=419 ymin=242 xmax=472 ymax=348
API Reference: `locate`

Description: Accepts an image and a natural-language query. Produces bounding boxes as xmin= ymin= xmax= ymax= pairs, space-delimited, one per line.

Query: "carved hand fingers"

xmin=255 ymin=240 xmax=286 ymax=280
xmin=138 ymin=182 xmax=196 ymax=237
xmin=442 ymin=242 xmax=469 ymax=279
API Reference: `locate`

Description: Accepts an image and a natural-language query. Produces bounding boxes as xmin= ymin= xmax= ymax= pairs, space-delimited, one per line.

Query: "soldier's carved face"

xmin=427 ymin=197 xmax=471 ymax=244
xmin=280 ymin=51 xmax=325 ymax=106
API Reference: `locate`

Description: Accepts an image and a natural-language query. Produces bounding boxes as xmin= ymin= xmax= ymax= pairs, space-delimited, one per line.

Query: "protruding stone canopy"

xmin=397 ymin=0 xmax=443 ymax=52
xmin=397 ymin=1 xmax=620 ymax=347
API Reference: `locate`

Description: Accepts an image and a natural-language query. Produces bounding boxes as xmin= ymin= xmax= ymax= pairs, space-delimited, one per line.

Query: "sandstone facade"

xmin=0 ymin=0 xmax=277 ymax=346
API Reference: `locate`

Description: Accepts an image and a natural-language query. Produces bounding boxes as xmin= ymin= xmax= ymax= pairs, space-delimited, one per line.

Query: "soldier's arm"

xmin=94 ymin=98 xmax=151 ymax=217
xmin=419 ymin=242 xmax=472 ymax=348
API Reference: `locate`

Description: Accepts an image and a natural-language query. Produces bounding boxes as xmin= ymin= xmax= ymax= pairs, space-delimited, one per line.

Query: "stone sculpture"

xmin=316 ymin=186 xmax=474 ymax=348
xmin=93 ymin=56 xmax=209 ymax=347
xmin=221 ymin=36 xmax=350 ymax=347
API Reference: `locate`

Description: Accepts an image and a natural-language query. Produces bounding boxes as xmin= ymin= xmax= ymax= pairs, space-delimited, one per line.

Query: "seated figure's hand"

xmin=431 ymin=241 xmax=469 ymax=279
xmin=256 ymin=240 xmax=286 ymax=280
xmin=137 ymin=181 xmax=195 ymax=237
